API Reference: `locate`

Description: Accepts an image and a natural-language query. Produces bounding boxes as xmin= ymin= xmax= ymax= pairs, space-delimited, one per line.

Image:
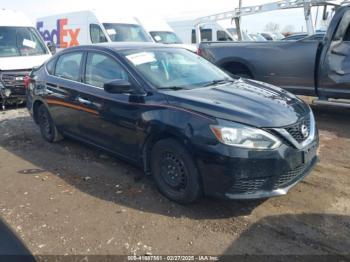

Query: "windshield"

xmin=0 ymin=26 xmax=48 ymax=57
xmin=123 ymin=48 xmax=231 ymax=89
xmin=150 ymin=31 xmax=183 ymax=44
xmin=103 ymin=23 xmax=151 ymax=42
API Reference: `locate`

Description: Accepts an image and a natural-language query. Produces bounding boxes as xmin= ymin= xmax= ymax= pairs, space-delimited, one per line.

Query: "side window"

xmin=201 ymin=29 xmax=212 ymax=42
xmin=85 ymin=52 xmax=129 ymax=88
xmin=333 ymin=11 xmax=350 ymax=41
xmin=46 ymin=57 xmax=57 ymax=75
xmin=191 ymin=28 xmax=213 ymax=43
xmin=55 ymin=52 xmax=83 ymax=81
xmin=90 ymin=24 xmax=108 ymax=44
xmin=217 ymin=30 xmax=232 ymax=41
xmin=343 ymin=24 xmax=350 ymax=41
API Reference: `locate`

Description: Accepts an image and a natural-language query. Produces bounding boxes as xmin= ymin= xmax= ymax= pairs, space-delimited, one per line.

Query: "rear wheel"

xmin=151 ymin=139 xmax=202 ymax=204
xmin=37 ymin=104 xmax=62 ymax=143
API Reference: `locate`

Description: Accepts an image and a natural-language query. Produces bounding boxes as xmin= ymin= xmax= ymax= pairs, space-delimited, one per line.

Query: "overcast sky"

xmin=1 ymin=0 xmax=341 ymax=33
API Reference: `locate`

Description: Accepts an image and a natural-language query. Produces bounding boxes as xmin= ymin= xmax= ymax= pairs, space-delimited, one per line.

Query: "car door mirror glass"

xmin=104 ymin=79 xmax=133 ymax=94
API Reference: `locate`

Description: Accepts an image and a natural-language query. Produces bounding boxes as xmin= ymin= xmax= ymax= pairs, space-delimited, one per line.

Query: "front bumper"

xmin=225 ymin=156 xmax=317 ymax=199
xmin=194 ymin=138 xmax=319 ymax=200
xmin=0 ymin=70 xmax=30 ymax=103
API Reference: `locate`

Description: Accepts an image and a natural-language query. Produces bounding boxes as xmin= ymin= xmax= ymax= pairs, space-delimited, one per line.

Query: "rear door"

xmin=318 ymin=7 xmax=350 ymax=99
xmin=45 ymin=51 xmax=85 ymax=135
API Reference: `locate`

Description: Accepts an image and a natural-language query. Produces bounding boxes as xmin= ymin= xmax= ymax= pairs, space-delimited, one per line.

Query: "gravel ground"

xmin=0 ymin=102 xmax=349 ymax=257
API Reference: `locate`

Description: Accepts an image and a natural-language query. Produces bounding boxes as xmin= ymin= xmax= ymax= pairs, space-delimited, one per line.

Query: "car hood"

xmin=163 ymin=78 xmax=310 ymax=128
xmin=0 ymin=55 xmax=51 ymax=71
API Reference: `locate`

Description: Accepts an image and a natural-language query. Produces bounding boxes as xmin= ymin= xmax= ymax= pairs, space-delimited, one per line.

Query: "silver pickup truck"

xmin=198 ymin=5 xmax=350 ymax=104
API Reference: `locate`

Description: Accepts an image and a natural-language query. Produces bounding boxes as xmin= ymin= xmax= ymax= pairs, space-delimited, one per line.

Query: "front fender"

xmin=138 ymin=105 xmax=217 ymax=174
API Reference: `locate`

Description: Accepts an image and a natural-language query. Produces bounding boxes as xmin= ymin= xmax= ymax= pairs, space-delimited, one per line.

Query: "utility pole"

xmin=234 ymin=0 xmax=243 ymax=40
xmin=304 ymin=0 xmax=316 ymax=35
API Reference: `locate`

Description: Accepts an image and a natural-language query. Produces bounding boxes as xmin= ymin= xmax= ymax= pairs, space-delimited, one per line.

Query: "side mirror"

xmin=47 ymin=42 xmax=56 ymax=54
xmin=104 ymin=79 xmax=133 ymax=94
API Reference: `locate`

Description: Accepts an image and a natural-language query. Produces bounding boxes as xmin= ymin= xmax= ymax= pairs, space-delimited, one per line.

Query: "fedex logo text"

xmin=37 ymin=19 xmax=81 ymax=48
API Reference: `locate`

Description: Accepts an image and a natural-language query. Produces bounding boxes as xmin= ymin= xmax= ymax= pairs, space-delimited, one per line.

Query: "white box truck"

xmin=36 ymin=10 xmax=153 ymax=50
xmin=0 ymin=9 xmax=51 ymax=109
xmin=137 ymin=17 xmax=197 ymax=52
xmin=168 ymin=19 xmax=236 ymax=45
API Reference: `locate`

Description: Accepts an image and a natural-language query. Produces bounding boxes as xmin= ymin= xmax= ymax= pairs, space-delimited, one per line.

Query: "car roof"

xmin=100 ymin=42 xmax=170 ymax=50
xmin=63 ymin=42 xmax=175 ymax=53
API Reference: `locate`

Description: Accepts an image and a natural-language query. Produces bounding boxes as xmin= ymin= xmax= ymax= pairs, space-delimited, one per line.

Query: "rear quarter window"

xmin=46 ymin=58 xmax=57 ymax=75
xmin=55 ymin=52 xmax=83 ymax=81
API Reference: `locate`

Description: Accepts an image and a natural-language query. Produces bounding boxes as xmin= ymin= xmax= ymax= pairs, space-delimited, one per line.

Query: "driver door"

xmin=76 ymin=51 xmax=141 ymax=160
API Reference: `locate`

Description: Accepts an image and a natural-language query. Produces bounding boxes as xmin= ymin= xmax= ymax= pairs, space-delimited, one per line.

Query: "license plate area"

xmin=303 ymin=142 xmax=317 ymax=164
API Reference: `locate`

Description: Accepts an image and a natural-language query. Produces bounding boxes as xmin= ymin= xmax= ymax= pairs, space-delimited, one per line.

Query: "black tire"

xmin=37 ymin=104 xmax=62 ymax=143
xmin=150 ymin=139 xmax=202 ymax=204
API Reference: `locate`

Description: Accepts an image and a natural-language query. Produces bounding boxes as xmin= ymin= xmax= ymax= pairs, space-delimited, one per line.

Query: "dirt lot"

xmin=0 ymin=102 xmax=349 ymax=257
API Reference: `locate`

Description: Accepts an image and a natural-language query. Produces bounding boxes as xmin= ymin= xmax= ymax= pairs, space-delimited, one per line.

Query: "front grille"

xmin=1 ymin=71 xmax=31 ymax=96
xmin=285 ymin=115 xmax=311 ymax=143
xmin=274 ymin=165 xmax=307 ymax=189
xmin=229 ymin=158 xmax=316 ymax=195
xmin=230 ymin=178 xmax=267 ymax=194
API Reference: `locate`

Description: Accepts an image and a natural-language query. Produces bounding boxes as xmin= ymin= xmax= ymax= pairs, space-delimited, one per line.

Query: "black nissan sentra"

xmin=26 ymin=43 xmax=319 ymax=204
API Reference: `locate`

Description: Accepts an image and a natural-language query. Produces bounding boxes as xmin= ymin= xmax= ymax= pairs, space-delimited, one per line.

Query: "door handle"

xmin=77 ymin=97 xmax=92 ymax=105
xmin=46 ymin=83 xmax=57 ymax=88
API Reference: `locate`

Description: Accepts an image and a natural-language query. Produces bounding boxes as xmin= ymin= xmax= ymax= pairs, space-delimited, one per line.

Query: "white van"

xmin=0 ymin=9 xmax=51 ymax=109
xmin=137 ymin=17 xmax=197 ymax=52
xmin=168 ymin=20 xmax=234 ymax=45
xmin=36 ymin=10 xmax=152 ymax=50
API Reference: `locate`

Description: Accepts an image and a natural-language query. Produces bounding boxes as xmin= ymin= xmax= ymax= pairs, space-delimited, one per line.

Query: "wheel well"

xmin=33 ymin=100 xmax=44 ymax=124
xmin=221 ymin=61 xmax=253 ymax=78
xmin=142 ymin=132 xmax=205 ymax=193
xmin=142 ymin=132 xmax=189 ymax=176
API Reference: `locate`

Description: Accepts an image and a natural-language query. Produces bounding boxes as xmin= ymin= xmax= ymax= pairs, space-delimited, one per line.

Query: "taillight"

xmin=24 ymin=76 xmax=31 ymax=89
xmin=196 ymin=48 xmax=202 ymax=56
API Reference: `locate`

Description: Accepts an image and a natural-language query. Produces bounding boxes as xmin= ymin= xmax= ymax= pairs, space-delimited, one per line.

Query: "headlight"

xmin=210 ymin=123 xmax=281 ymax=150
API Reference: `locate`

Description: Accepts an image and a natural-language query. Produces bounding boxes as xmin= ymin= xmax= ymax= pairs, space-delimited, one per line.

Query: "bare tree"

xmin=264 ymin=22 xmax=280 ymax=32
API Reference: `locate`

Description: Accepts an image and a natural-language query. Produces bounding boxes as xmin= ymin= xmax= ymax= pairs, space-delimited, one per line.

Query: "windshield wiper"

xmin=158 ymin=86 xmax=189 ymax=91
xmin=203 ymin=79 xmax=235 ymax=87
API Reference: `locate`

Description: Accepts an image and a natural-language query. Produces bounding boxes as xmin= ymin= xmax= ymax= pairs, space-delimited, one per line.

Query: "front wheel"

xmin=37 ymin=104 xmax=63 ymax=143
xmin=150 ymin=139 xmax=202 ymax=204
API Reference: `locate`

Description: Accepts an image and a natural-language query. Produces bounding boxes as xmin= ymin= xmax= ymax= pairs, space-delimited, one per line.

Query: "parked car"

xmin=260 ymin=32 xmax=285 ymax=41
xmin=282 ymin=32 xmax=325 ymax=41
xmin=226 ymin=28 xmax=254 ymax=41
xmin=198 ymin=5 xmax=350 ymax=103
xmin=249 ymin=33 xmax=268 ymax=41
xmin=0 ymin=9 xmax=52 ymax=109
xmin=26 ymin=43 xmax=319 ymax=204
xmin=137 ymin=17 xmax=197 ymax=52
xmin=260 ymin=32 xmax=273 ymax=41
xmin=36 ymin=10 xmax=152 ymax=51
